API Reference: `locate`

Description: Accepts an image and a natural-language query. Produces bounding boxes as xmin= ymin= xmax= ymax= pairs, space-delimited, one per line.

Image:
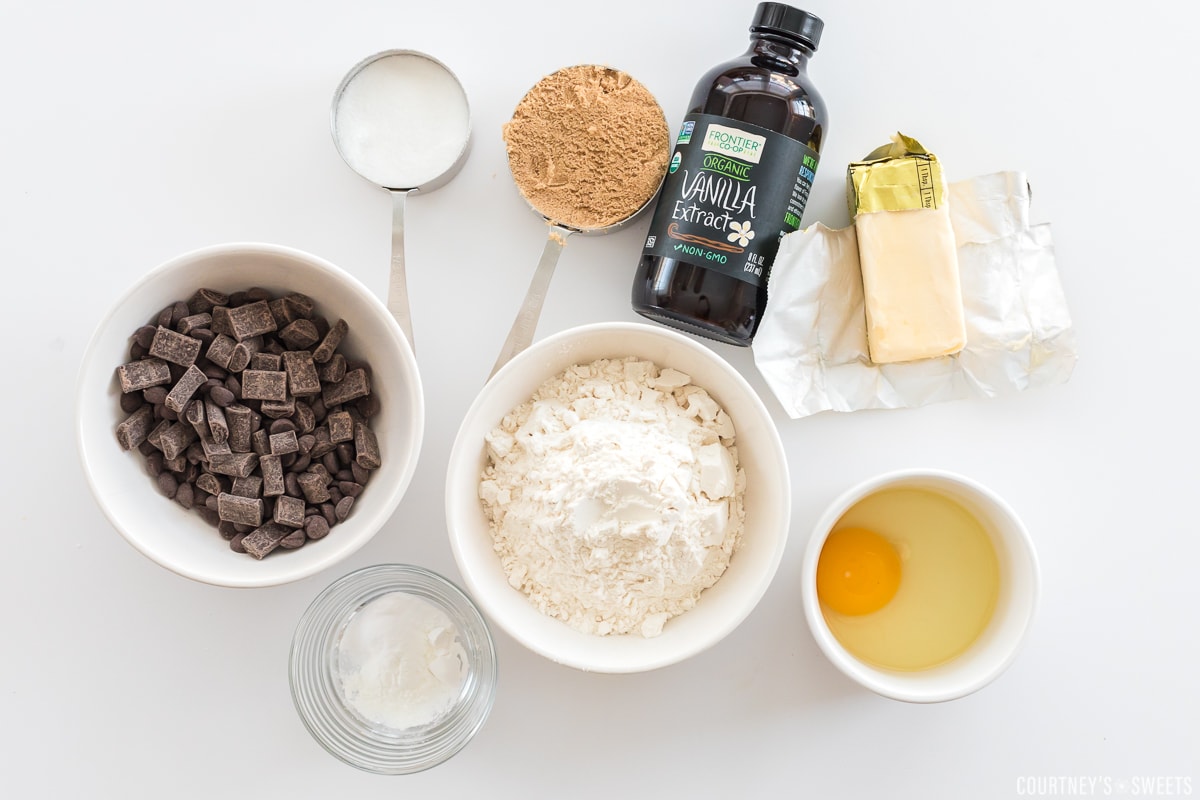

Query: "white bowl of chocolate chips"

xmin=77 ymin=242 xmax=424 ymax=587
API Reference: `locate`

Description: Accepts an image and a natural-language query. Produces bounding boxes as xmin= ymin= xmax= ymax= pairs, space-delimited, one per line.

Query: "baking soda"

xmin=335 ymin=592 xmax=468 ymax=730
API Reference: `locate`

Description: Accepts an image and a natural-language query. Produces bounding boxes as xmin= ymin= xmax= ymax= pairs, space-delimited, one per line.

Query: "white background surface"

xmin=2 ymin=0 xmax=1196 ymax=797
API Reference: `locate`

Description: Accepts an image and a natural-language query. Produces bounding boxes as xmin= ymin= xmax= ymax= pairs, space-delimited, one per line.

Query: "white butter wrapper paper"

xmin=753 ymin=171 xmax=1076 ymax=418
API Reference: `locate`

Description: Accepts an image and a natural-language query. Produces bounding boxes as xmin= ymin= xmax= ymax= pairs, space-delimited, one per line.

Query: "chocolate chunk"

xmin=201 ymin=398 xmax=226 ymax=444
xmin=353 ymin=423 xmax=381 ymax=469
xmin=230 ymin=475 xmax=262 ymax=498
xmin=210 ymin=306 xmax=234 ymax=337
xmin=259 ymin=454 xmax=285 ymax=496
xmin=356 ymin=393 xmax=381 ymax=419
xmin=260 ymin=397 xmax=295 ymax=419
xmin=249 ymin=352 xmax=281 ymax=372
xmin=327 ymin=411 xmax=354 ymax=443
xmin=217 ymin=493 xmax=263 ymax=527
xmin=164 ymin=364 xmax=207 ymax=413
xmin=148 ymin=325 xmax=201 ymax=366
xmin=227 ymin=336 xmax=262 ymax=374
xmin=335 ymin=496 xmax=354 ymax=522
xmin=184 ymin=393 xmax=206 ymax=430
xmin=308 ymin=425 xmax=336 ymax=458
xmin=279 ymin=528 xmax=307 ymax=549
xmin=269 ymin=429 xmax=299 ymax=455
xmin=206 ymin=334 xmax=237 ymax=369
xmin=226 ymin=300 xmax=277 ymax=341
xmin=273 ymin=495 xmax=306 ymax=528
xmin=297 ymin=472 xmax=331 ymax=504
xmin=312 ymin=319 xmax=348 ymax=364
xmin=159 ymin=422 xmax=199 ymax=461
xmin=267 ymin=298 xmax=298 ymax=328
xmin=116 ymin=358 xmax=171 ymax=393
xmin=317 ymin=353 xmax=346 ymax=384
xmin=251 ymin=428 xmax=270 ymax=456
xmin=241 ymin=522 xmax=290 ymax=559
xmin=321 ymin=369 xmax=370 ymax=407
xmin=196 ymin=473 xmax=224 ymax=496
xmin=116 ymin=405 xmax=155 ymax=450
xmin=208 ymin=452 xmax=259 ymax=478
xmin=188 ymin=288 xmax=228 ymax=314
xmin=241 ymin=370 xmax=288 ymax=402
xmin=224 ymin=404 xmax=252 ymax=453
xmin=278 ymin=319 xmax=320 ymax=350
xmin=284 ymin=293 xmax=316 ymax=319
xmin=282 ymin=351 xmax=321 ymax=397
xmin=176 ymin=313 xmax=212 ymax=335
xmin=292 ymin=402 xmax=316 ymax=434
xmin=338 ymin=481 xmax=364 ymax=498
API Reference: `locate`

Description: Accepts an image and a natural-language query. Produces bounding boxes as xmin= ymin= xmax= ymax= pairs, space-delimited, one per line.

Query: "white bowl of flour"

xmin=446 ymin=322 xmax=790 ymax=672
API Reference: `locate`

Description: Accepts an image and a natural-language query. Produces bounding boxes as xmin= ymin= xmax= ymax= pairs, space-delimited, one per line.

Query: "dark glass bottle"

xmin=631 ymin=3 xmax=828 ymax=346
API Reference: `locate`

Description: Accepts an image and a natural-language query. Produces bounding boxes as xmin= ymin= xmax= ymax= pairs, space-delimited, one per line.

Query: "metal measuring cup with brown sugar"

xmin=490 ymin=64 xmax=670 ymax=378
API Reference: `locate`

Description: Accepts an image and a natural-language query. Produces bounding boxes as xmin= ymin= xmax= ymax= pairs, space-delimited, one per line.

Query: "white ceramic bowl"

xmin=801 ymin=469 xmax=1039 ymax=703
xmin=445 ymin=322 xmax=791 ymax=673
xmin=77 ymin=242 xmax=424 ymax=587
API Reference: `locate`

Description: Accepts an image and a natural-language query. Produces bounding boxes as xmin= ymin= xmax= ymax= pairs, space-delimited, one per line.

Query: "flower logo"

xmin=728 ymin=220 xmax=755 ymax=247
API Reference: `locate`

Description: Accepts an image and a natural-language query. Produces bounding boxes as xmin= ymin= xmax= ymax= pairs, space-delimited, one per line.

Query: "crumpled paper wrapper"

xmin=753 ymin=171 xmax=1076 ymax=418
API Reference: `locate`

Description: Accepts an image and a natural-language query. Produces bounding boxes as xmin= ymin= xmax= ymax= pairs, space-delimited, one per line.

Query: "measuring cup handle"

xmin=488 ymin=227 xmax=570 ymax=379
xmin=388 ymin=190 xmax=416 ymax=352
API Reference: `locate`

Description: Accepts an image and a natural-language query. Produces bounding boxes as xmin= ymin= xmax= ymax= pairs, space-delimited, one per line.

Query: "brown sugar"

xmin=503 ymin=65 xmax=670 ymax=230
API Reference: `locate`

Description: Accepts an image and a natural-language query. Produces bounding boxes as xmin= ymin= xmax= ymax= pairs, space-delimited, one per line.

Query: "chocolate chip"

xmin=304 ymin=514 xmax=330 ymax=540
xmin=279 ymin=528 xmax=307 ymax=549
xmin=208 ymin=385 xmax=235 ymax=408
xmin=156 ymin=472 xmax=178 ymax=499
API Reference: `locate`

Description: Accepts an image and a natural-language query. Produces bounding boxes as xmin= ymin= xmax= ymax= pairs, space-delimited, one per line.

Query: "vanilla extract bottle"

xmin=631 ymin=2 xmax=828 ymax=346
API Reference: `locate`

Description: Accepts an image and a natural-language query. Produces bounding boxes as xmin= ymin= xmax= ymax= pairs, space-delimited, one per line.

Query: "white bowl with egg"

xmin=802 ymin=469 xmax=1039 ymax=702
xmin=445 ymin=322 xmax=790 ymax=673
xmin=76 ymin=242 xmax=424 ymax=587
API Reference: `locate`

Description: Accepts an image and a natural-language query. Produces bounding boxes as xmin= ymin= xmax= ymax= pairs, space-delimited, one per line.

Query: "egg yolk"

xmin=816 ymin=527 xmax=902 ymax=616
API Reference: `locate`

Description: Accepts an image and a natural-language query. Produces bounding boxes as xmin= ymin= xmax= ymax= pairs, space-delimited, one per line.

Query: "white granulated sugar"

xmin=335 ymin=592 xmax=468 ymax=730
xmin=479 ymin=357 xmax=746 ymax=638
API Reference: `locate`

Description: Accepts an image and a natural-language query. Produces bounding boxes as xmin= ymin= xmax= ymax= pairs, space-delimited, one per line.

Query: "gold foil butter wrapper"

xmin=753 ymin=171 xmax=1077 ymax=419
xmin=847 ymin=133 xmax=946 ymax=215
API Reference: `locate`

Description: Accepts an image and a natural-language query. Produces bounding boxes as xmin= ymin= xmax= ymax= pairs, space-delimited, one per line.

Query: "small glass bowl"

xmin=289 ymin=563 xmax=498 ymax=774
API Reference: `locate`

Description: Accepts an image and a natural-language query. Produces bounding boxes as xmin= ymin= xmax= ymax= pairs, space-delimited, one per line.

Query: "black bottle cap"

xmin=751 ymin=2 xmax=824 ymax=51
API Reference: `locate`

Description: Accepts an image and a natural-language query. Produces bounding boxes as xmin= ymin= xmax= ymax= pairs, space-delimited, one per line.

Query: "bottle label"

xmin=642 ymin=112 xmax=818 ymax=287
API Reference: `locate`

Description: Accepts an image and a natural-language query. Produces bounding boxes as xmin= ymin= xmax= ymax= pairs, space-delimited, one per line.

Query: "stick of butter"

xmin=848 ymin=133 xmax=966 ymax=364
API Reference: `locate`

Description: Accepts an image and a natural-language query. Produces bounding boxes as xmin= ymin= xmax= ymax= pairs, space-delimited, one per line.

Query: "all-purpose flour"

xmin=479 ymin=358 xmax=746 ymax=637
